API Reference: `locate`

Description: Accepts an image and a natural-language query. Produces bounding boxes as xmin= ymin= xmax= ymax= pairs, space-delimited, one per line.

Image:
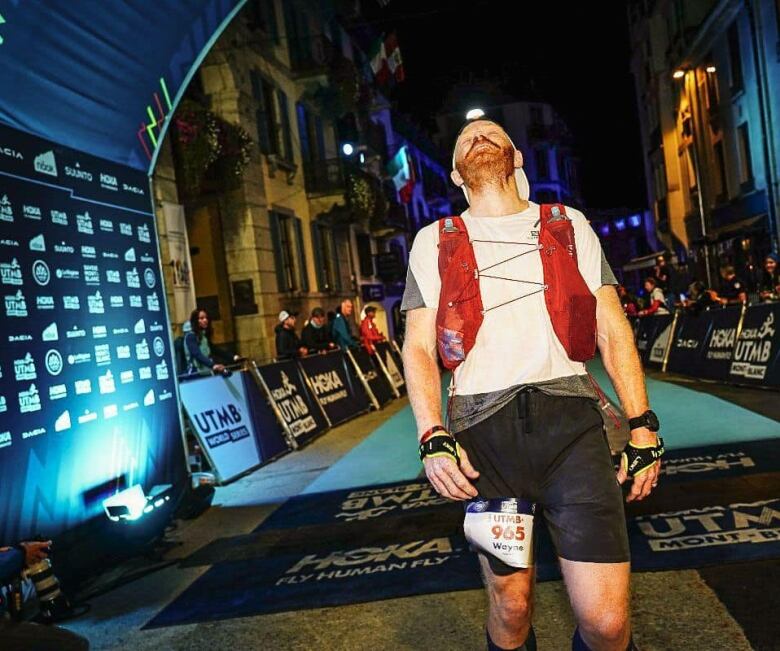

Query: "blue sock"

xmin=486 ymin=626 xmax=536 ymax=651
xmin=572 ymin=627 xmax=638 ymax=651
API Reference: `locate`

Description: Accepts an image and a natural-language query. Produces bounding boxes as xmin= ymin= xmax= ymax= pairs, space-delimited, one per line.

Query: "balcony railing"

xmin=303 ymin=157 xmax=346 ymax=196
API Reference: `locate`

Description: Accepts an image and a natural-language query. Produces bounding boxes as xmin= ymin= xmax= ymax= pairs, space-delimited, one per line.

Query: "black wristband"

xmin=419 ymin=434 xmax=460 ymax=465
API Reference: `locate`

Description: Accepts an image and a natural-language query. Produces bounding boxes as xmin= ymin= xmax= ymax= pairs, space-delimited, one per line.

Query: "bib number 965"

xmin=491 ymin=525 xmax=525 ymax=541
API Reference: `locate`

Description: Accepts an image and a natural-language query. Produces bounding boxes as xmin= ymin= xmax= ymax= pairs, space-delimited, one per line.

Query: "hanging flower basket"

xmin=173 ymin=99 xmax=253 ymax=195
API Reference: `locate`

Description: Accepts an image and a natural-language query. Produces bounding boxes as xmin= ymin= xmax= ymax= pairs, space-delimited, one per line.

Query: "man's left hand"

xmin=616 ymin=428 xmax=661 ymax=502
xmin=20 ymin=540 xmax=52 ymax=566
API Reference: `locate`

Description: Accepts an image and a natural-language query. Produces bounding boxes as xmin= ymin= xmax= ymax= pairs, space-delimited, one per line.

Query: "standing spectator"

xmin=758 ymin=253 xmax=780 ymax=302
xmin=717 ymin=264 xmax=748 ymax=305
xmin=359 ymin=306 xmax=386 ymax=355
xmin=616 ymin=285 xmax=639 ymax=317
xmin=275 ymin=310 xmax=306 ymax=360
xmin=638 ymin=277 xmax=670 ymax=316
xmin=184 ymin=308 xmax=226 ymax=374
xmin=652 ymin=253 xmax=673 ymax=291
xmin=301 ymin=307 xmax=336 ymax=354
xmin=331 ymin=299 xmax=359 ymax=349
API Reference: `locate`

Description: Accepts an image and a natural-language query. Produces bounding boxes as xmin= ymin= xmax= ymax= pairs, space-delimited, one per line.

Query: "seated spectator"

xmin=758 ymin=253 xmax=780 ymax=302
xmin=717 ymin=264 xmax=748 ymax=305
xmin=616 ymin=284 xmax=639 ymax=317
xmin=638 ymin=277 xmax=670 ymax=317
xmin=331 ymin=299 xmax=359 ymax=349
xmin=360 ymin=306 xmax=386 ymax=355
xmin=275 ymin=310 xmax=307 ymax=360
xmin=683 ymin=281 xmax=719 ymax=315
xmin=301 ymin=307 xmax=336 ymax=355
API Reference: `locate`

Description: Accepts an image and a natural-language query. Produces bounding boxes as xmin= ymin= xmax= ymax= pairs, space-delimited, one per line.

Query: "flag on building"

xmin=369 ymin=32 xmax=404 ymax=85
xmin=388 ymin=146 xmax=415 ymax=204
xmin=369 ymin=36 xmax=389 ymax=85
xmin=384 ymin=32 xmax=404 ymax=83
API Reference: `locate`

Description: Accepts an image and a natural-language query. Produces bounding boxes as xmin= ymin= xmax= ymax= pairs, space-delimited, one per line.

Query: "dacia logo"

xmin=0 ymin=147 xmax=22 ymax=160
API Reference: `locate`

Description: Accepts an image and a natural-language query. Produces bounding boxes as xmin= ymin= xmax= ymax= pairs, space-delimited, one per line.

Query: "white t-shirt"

xmin=650 ymin=287 xmax=670 ymax=314
xmin=402 ymin=202 xmax=614 ymax=396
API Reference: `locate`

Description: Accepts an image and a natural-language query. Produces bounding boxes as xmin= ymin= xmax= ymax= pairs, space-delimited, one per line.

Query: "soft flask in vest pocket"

xmin=464 ymin=498 xmax=536 ymax=569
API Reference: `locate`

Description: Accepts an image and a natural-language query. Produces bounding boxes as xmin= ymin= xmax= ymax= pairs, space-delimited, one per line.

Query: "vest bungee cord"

xmin=449 ymin=239 xmax=547 ymax=314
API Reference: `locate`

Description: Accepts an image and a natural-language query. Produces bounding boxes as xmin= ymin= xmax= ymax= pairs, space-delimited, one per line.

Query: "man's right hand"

xmin=423 ymin=446 xmax=480 ymax=501
xmin=20 ymin=540 xmax=51 ymax=566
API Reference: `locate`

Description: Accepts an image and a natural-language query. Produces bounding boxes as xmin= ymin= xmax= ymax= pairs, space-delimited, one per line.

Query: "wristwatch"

xmin=628 ymin=409 xmax=660 ymax=432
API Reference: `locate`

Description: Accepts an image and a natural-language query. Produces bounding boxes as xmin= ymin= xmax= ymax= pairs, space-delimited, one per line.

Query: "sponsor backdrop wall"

xmin=0 ymin=124 xmax=185 ymax=541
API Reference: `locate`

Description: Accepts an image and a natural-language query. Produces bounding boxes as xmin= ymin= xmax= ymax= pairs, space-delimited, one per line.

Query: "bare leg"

xmin=479 ymin=554 xmax=535 ymax=649
xmin=560 ymin=559 xmax=631 ymax=651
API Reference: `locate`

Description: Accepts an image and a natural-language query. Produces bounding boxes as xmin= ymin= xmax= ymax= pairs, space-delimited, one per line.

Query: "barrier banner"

xmin=350 ymin=348 xmax=395 ymax=407
xmin=235 ymin=370 xmax=289 ymax=463
xmin=255 ymin=361 xmax=326 ymax=446
xmin=298 ymin=351 xmax=371 ymax=426
xmin=666 ymin=312 xmax=713 ymax=375
xmin=728 ymin=303 xmax=780 ymax=387
xmin=635 ymin=315 xmax=673 ymax=365
xmin=179 ymin=374 xmax=261 ymax=484
xmin=375 ymin=341 xmax=405 ymax=391
xmin=696 ymin=307 xmax=742 ymax=382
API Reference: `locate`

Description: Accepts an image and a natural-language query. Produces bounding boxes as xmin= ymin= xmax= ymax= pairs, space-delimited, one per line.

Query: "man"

xmin=274 ymin=310 xmax=306 ymax=360
xmin=717 ymin=264 xmax=748 ymax=305
xmin=331 ymin=299 xmax=359 ymax=349
xmin=301 ymin=307 xmax=336 ymax=354
xmin=637 ymin=277 xmax=669 ymax=317
xmin=0 ymin=541 xmax=89 ymax=650
xmin=401 ymin=119 xmax=661 ymax=651
xmin=359 ymin=306 xmax=386 ymax=355
xmin=758 ymin=253 xmax=780 ymax=302
xmin=651 ymin=254 xmax=671 ymax=291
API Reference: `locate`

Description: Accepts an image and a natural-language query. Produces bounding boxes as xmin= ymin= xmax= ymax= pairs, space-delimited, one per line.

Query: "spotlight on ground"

xmin=102 ymin=484 xmax=173 ymax=523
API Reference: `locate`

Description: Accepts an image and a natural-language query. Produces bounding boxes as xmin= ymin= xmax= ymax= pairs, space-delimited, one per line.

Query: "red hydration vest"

xmin=436 ymin=203 xmax=597 ymax=370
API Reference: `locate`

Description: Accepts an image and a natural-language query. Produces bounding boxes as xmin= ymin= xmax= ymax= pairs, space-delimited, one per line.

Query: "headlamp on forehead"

xmin=452 ymin=118 xmax=530 ymax=203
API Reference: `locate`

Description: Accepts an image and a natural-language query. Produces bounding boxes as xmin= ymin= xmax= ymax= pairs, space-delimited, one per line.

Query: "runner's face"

xmin=198 ymin=311 xmax=209 ymax=330
xmin=765 ymin=257 xmax=777 ymax=273
xmin=454 ymin=121 xmax=514 ymax=191
xmin=342 ymin=301 xmax=353 ymax=316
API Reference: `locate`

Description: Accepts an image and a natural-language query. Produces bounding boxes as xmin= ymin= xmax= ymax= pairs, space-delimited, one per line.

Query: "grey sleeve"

xmin=400 ymin=266 xmax=426 ymax=312
xmin=600 ymin=250 xmax=618 ymax=286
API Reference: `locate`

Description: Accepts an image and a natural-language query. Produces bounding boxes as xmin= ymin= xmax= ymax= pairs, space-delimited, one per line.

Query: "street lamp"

xmin=465 ymin=108 xmax=485 ymax=120
xmin=673 ymin=67 xmax=713 ymax=287
xmin=341 ymin=143 xmax=354 ymax=156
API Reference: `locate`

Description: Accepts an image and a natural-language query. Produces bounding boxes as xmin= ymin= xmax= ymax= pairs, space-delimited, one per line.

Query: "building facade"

xmin=629 ymin=0 xmax=780 ymax=289
xmin=152 ymin=0 xmax=450 ymax=361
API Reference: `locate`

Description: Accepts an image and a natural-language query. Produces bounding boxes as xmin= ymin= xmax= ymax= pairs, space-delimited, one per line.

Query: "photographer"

xmin=0 ymin=541 xmax=89 ymax=650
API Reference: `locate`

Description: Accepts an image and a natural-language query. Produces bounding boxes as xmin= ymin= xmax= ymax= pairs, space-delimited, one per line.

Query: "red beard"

xmin=456 ymin=137 xmax=515 ymax=193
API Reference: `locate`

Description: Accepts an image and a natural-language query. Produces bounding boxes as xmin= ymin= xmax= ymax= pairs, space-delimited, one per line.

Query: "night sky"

xmin=361 ymin=0 xmax=647 ymax=211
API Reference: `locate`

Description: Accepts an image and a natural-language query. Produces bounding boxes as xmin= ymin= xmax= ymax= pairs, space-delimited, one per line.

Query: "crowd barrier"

xmin=178 ymin=343 xmax=406 ymax=484
xmin=634 ymin=303 xmax=780 ymax=389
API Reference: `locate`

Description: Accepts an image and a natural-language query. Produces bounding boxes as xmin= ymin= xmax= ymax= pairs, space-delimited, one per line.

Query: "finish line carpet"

xmin=146 ymin=439 xmax=780 ymax=628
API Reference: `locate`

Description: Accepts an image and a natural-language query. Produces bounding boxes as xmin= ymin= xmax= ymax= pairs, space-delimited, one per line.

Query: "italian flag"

xmin=369 ymin=36 xmax=389 ymax=84
xmin=387 ymin=146 xmax=415 ymax=204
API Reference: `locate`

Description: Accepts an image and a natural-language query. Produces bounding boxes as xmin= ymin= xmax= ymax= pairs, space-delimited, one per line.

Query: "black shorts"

xmin=456 ymin=389 xmax=630 ymax=573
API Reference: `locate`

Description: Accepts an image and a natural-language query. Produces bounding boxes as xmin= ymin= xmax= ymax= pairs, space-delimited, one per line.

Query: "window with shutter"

xmin=294 ymin=217 xmax=309 ymax=292
xmin=278 ymin=90 xmax=294 ymax=163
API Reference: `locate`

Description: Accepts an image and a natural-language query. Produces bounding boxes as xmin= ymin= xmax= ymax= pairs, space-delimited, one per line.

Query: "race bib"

xmin=464 ymin=498 xmax=536 ymax=569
